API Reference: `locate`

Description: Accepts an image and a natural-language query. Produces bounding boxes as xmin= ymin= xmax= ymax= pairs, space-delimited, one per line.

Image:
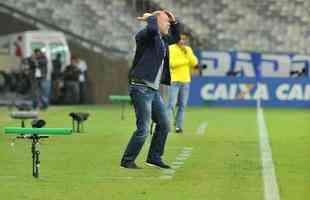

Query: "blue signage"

xmin=189 ymin=77 xmax=310 ymax=107
xmin=189 ymin=51 xmax=310 ymax=107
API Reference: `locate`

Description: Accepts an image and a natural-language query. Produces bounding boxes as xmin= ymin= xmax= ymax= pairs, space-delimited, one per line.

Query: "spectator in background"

xmin=28 ymin=48 xmax=48 ymax=109
xmin=14 ymin=35 xmax=23 ymax=69
xmin=63 ymin=56 xmax=80 ymax=104
xmin=167 ymin=33 xmax=198 ymax=133
xmin=52 ymin=53 xmax=62 ymax=79
xmin=14 ymin=35 xmax=23 ymax=58
xmin=41 ymin=51 xmax=53 ymax=109
xmin=76 ymin=57 xmax=88 ymax=104
xmin=51 ymin=53 xmax=63 ymax=103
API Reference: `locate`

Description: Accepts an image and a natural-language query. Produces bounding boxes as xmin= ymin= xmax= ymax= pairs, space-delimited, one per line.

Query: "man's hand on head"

xmin=137 ymin=10 xmax=176 ymax=23
xmin=163 ymin=10 xmax=176 ymax=23
xmin=137 ymin=13 xmax=153 ymax=21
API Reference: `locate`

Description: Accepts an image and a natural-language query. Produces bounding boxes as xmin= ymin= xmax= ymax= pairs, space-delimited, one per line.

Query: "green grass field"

xmin=0 ymin=105 xmax=309 ymax=200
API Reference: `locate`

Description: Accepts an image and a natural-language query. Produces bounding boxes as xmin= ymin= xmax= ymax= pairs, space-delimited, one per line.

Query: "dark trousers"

xmin=121 ymin=84 xmax=170 ymax=163
xmin=31 ymin=78 xmax=47 ymax=109
xmin=79 ymin=82 xmax=86 ymax=104
xmin=64 ymin=81 xmax=79 ymax=104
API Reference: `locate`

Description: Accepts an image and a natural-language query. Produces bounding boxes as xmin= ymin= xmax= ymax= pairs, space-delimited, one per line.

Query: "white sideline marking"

xmin=196 ymin=122 xmax=208 ymax=135
xmin=94 ymin=147 xmax=193 ymax=181
xmin=96 ymin=176 xmax=173 ymax=180
xmin=183 ymin=147 xmax=193 ymax=151
xmin=162 ymin=169 xmax=176 ymax=175
xmin=45 ymin=147 xmax=193 ymax=181
xmin=42 ymin=176 xmax=173 ymax=181
xmin=257 ymin=99 xmax=280 ymax=200
xmin=159 ymin=147 xmax=193 ymax=178
xmin=171 ymin=165 xmax=181 ymax=169
xmin=171 ymin=161 xmax=184 ymax=165
xmin=176 ymin=156 xmax=188 ymax=161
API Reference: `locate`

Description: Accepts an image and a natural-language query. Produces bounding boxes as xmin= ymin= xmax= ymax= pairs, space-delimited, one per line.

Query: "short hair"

xmin=180 ymin=34 xmax=189 ymax=40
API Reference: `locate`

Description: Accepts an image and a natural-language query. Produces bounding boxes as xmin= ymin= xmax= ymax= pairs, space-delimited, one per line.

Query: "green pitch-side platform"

xmin=4 ymin=127 xmax=72 ymax=178
xmin=109 ymin=95 xmax=131 ymax=120
xmin=4 ymin=127 xmax=72 ymax=135
xmin=109 ymin=95 xmax=131 ymax=102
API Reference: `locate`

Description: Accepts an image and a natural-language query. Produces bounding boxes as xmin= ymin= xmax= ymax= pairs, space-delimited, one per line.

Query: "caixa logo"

xmin=200 ymin=82 xmax=310 ymax=101
xmin=199 ymin=51 xmax=310 ymax=77
xmin=200 ymin=83 xmax=269 ymax=100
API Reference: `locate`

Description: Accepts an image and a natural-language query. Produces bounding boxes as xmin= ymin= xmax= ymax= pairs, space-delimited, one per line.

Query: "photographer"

xmin=63 ymin=56 xmax=80 ymax=104
xmin=27 ymin=48 xmax=48 ymax=109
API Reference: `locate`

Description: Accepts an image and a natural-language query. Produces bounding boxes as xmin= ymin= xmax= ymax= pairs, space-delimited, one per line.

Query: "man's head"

xmin=71 ymin=55 xmax=78 ymax=65
xmin=156 ymin=11 xmax=171 ymax=35
xmin=33 ymin=48 xmax=41 ymax=58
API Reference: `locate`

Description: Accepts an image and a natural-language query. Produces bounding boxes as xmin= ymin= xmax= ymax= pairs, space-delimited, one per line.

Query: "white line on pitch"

xmin=41 ymin=176 xmax=173 ymax=181
xmin=95 ymin=176 xmax=173 ymax=180
xmin=196 ymin=122 xmax=208 ymax=135
xmin=172 ymin=161 xmax=184 ymax=165
xmin=256 ymin=98 xmax=280 ymax=200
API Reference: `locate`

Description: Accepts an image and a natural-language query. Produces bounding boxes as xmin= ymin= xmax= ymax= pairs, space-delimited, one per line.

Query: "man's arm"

xmin=136 ymin=13 xmax=160 ymax=41
xmin=186 ymin=47 xmax=199 ymax=67
xmin=167 ymin=22 xmax=181 ymax=45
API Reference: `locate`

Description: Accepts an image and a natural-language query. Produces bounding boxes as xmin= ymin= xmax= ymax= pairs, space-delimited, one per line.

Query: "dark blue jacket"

xmin=129 ymin=16 xmax=180 ymax=85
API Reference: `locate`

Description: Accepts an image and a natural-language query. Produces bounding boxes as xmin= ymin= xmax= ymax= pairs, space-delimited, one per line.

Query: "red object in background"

xmin=15 ymin=35 xmax=23 ymax=58
xmin=15 ymin=46 xmax=22 ymax=57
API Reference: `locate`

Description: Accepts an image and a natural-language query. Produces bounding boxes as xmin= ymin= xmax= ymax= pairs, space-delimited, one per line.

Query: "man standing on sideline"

xmin=167 ymin=33 xmax=198 ymax=133
xmin=120 ymin=10 xmax=180 ymax=169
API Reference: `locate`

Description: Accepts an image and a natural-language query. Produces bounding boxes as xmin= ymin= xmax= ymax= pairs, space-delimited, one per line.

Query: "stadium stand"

xmin=1 ymin=0 xmax=140 ymax=54
xmin=152 ymin=0 xmax=310 ymax=53
xmin=2 ymin=0 xmax=310 ymax=54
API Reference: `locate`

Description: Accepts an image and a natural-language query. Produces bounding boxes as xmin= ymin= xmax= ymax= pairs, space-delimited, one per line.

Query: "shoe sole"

xmin=145 ymin=162 xmax=170 ymax=169
xmin=145 ymin=162 xmax=160 ymax=168
xmin=120 ymin=165 xmax=142 ymax=169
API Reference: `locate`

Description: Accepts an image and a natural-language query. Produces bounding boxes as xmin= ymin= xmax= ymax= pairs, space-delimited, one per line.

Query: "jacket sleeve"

xmin=135 ymin=16 xmax=159 ymax=41
xmin=166 ymin=22 xmax=181 ymax=45
xmin=186 ymin=47 xmax=199 ymax=67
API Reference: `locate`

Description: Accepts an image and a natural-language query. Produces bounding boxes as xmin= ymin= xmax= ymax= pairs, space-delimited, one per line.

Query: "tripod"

xmin=17 ymin=134 xmax=49 ymax=178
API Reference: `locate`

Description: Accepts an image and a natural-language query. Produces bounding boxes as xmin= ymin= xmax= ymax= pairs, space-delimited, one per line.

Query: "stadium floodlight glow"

xmin=69 ymin=112 xmax=90 ymax=133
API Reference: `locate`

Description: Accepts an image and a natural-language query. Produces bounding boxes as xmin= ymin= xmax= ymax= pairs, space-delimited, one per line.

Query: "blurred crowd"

xmin=10 ymin=46 xmax=88 ymax=109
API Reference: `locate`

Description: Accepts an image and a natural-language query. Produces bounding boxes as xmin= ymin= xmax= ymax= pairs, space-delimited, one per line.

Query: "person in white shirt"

xmin=76 ymin=58 xmax=88 ymax=104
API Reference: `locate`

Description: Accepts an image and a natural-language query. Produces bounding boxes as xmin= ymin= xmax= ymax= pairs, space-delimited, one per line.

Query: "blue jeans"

xmin=121 ymin=85 xmax=170 ymax=163
xmin=167 ymin=82 xmax=190 ymax=129
xmin=41 ymin=80 xmax=51 ymax=106
xmin=32 ymin=79 xmax=49 ymax=109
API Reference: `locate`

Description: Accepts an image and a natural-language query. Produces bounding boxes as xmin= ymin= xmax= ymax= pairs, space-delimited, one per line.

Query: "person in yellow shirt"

xmin=167 ymin=33 xmax=198 ymax=133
